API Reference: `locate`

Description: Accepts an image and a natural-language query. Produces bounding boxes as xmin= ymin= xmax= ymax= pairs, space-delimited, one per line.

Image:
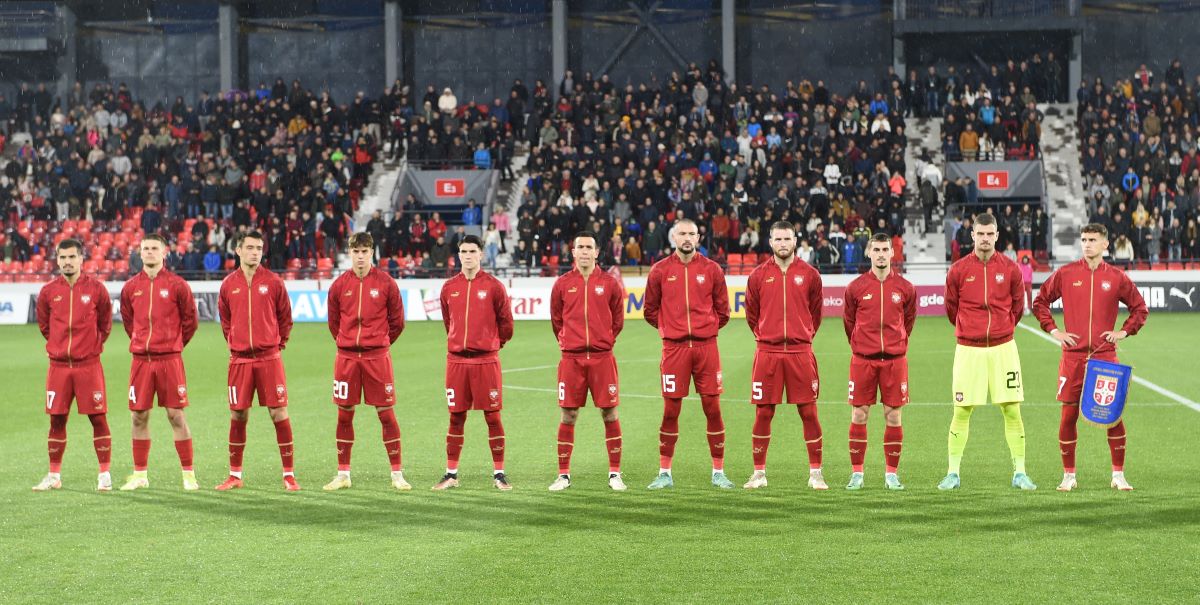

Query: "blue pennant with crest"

xmin=1080 ymin=359 xmax=1133 ymax=427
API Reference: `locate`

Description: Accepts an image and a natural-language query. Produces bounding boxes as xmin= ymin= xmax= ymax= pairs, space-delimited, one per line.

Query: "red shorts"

xmin=848 ymin=355 xmax=909 ymax=407
xmin=45 ymin=360 xmax=108 ymax=415
xmin=445 ymin=359 xmax=503 ymax=413
xmin=333 ymin=353 xmax=396 ymax=407
xmin=659 ymin=341 xmax=723 ymax=398
xmin=1057 ymin=352 xmax=1117 ymax=404
xmin=750 ymin=349 xmax=819 ymax=405
xmin=227 ymin=357 xmax=289 ymax=410
xmin=128 ymin=356 xmax=189 ymax=411
xmin=558 ymin=354 xmax=619 ymax=408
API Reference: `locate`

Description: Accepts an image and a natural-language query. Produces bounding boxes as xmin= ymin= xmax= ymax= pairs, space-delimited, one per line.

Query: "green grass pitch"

xmin=2 ymin=314 xmax=1198 ymax=603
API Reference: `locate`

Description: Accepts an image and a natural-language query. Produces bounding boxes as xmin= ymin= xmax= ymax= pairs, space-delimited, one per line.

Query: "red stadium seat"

xmin=287 ymin=258 xmax=302 ymax=270
xmin=224 ymin=258 xmax=236 ymax=270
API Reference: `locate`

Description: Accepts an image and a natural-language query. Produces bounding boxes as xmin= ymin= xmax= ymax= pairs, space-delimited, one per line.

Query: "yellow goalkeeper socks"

xmin=1001 ymin=403 xmax=1027 ymax=474
xmin=947 ymin=405 xmax=973 ymax=474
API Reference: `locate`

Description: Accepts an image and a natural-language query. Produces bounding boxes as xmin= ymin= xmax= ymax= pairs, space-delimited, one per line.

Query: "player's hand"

xmin=1051 ymin=329 xmax=1079 ymax=347
xmin=1101 ymin=330 xmax=1127 ymax=343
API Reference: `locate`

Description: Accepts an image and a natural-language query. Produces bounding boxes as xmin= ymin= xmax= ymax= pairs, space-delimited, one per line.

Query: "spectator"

xmin=484 ymin=224 xmax=501 ymax=268
xmin=203 ymin=245 xmax=222 ymax=277
xmin=473 ymin=143 xmax=492 ymax=170
xmin=461 ymin=199 xmax=481 ymax=228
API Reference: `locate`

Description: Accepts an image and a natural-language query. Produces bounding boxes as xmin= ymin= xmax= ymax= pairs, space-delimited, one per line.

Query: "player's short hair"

xmin=573 ymin=230 xmax=597 ymax=246
xmin=237 ymin=230 xmax=265 ymax=247
xmin=869 ymin=232 xmax=892 ymax=245
xmin=973 ymin=213 xmax=997 ymax=228
xmin=670 ymin=218 xmax=698 ymax=237
xmin=347 ymin=232 xmax=374 ymax=250
xmin=56 ymin=238 xmax=84 ymax=255
xmin=458 ymin=235 xmax=483 ymax=251
xmin=1081 ymin=223 xmax=1109 ymax=239
xmin=141 ymin=233 xmax=169 ymax=247
xmin=769 ymin=220 xmax=797 ymax=236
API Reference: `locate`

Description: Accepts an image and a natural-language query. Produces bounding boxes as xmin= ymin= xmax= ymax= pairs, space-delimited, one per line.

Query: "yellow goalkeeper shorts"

xmin=951 ymin=339 xmax=1024 ymax=406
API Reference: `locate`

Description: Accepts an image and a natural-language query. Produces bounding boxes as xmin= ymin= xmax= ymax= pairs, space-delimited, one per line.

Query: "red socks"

xmin=273 ymin=418 xmax=294 ymax=474
xmin=848 ymin=422 xmax=868 ymax=473
xmin=604 ymin=418 xmax=622 ymax=473
xmin=1059 ymin=404 xmax=1079 ymax=472
xmin=883 ymin=425 xmax=903 ymax=473
xmin=89 ymin=414 xmax=111 ymax=473
xmin=1108 ymin=421 xmax=1127 ymax=472
xmin=446 ymin=411 xmax=467 ymax=471
xmin=378 ymin=407 xmax=402 ymax=472
xmin=229 ymin=418 xmax=248 ymax=473
xmin=132 ymin=438 xmax=151 ymax=471
xmin=484 ymin=411 xmax=505 ymax=471
xmin=658 ymin=398 xmax=682 ymax=468
xmin=557 ymin=423 xmax=575 ymax=475
xmin=48 ymin=414 xmax=67 ymax=473
xmin=701 ymin=395 xmax=725 ymax=470
xmin=751 ymin=405 xmax=775 ymax=471
xmin=174 ymin=439 xmax=194 ymax=471
xmin=798 ymin=403 xmax=823 ymax=469
xmin=336 ymin=407 xmax=355 ymax=471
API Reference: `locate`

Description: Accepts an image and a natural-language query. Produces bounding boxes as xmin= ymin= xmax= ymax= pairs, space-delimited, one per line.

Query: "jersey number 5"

xmin=751 ymin=381 xmax=763 ymax=401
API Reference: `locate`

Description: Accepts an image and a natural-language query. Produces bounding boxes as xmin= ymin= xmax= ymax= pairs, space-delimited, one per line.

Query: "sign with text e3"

xmin=435 ymin=179 xmax=466 ymax=198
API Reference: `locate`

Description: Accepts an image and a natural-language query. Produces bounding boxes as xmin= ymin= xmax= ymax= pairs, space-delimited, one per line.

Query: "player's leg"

xmin=694 ymin=344 xmax=730 ymax=488
xmin=89 ymin=414 xmax=112 ymax=490
xmin=477 ymin=361 xmax=510 ymax=490
xmin=156 ymin=358 xmax=197 ymax=489
xmin=551 ymin=407 xmax=578 ymax=491
xmin=218 ymin=362 xmax=253 ymax=490
xmin=362 ymin=355 xmax=406 ymax=489
xmin=746 ymin=350 xmax=780 ymax=489
xmin=847 ymin=405 xmax=870 ymax=490
xmin=1055 ymin=355 xmax=1082 ymax=490
xmin=326 ymin=354 xmax=361 ymax=489
xmin=1108 ymin=420 xmax=1132 ymax=490
xmin=75 ymin=362 xmax=112 ymax=490
xmin=259 ymin=359 xmax=297 ymax=490
xmin=600 ymin=407 xmax=625 ymax=490
xmin=434 ymin=362 xmax=468 ymax=490
xmin=991 ymin=341 xmax=1034 ymax=490
xmin=793 ymin=352 xmax=825 ymax=490
xmin=166 ymin=407 xmax=197 ymax=490
xmin=551 ymin=357 xmax=584 ymax=490
xmin=651 ymin=345 xmax=686 ymax=488
xmin=123 ymin=359 xmax=153 ymax=490
xmin=746 ymin=404 xmax=775 ymax=489
xmin=376 ymin=406 xmax=406 ymax=489
xmin=879 ymin=358 xmax=907 ymax=490
xmin=593 ymin=355 xmax=624 ymax=489
xmin=942 ymin=344 xmax=985 ymax=489
xmin=35 ymin=367 xmax=73 ymax=491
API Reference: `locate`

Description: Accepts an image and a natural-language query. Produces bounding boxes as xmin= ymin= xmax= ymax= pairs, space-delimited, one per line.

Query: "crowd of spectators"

xmin=1078 ymin=60 xmax=1200 ymax=263
xmin=1 ymin=77 xmax=385 ymax=277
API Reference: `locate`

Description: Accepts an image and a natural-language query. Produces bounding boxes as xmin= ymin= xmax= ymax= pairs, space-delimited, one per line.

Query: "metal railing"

xmin=896 ymin=0 xmax=1075 ymax=19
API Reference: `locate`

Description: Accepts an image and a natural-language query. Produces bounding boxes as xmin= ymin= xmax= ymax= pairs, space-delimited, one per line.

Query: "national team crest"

xmin=955 ymin=392 xmax=964 ymax=402
xmin=81 ymin=294 xmax=91 ymax=304
xmin=177 ymin=385 xmax=187 ymax=398
xmin=370 ymin=288 xmax=380 ymax=298
xmin=1081 ymin=359 xmax=1132 ymax=427
xmin=891 ymin=292 xmax=902 ymax=304
xmin=488 ymin=389 xmax=500 ymax=401
xmin=716 ymin=371 xmax=723 ymax=385
xmin=608 ymin=384 xmax=617 ymax=395
xmin=92 ymin=391 xmax=103 ymax=403
xmin=900 ymin=382 xmax=908 ymax=393
xmin=794 ymin=276 xmax=803 ymax=285
xmin=696 ymin=274 xmax=706 ymax=284
xmin=995 ymin=273 xmax=1005 ymax=284
xmin=160 ymin=289 xmax=169 ymax=298
xmin=276 ymin=384 xmax=286 ymax=399
xmin=1101 ymin=281 xmax=1112 ymax=291
xmin=812 ymin=380 xmax=819 ymax=393
xmin=478 ymin=290 xmax=488 ymax=300
xmin=1092 ymin=376 xmax=1118 ymax=406
xmin=258 ymin=285 xmax=269 ymax=295
xmin=595 ymin=286 xmax=605 ymax=295
xmin=384 ymin=383 xmax=394 ymax=394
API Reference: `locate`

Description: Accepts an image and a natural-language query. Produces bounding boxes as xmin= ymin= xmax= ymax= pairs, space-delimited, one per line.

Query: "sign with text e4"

xmin=978 ymin=170 xmax=1009 ymax=190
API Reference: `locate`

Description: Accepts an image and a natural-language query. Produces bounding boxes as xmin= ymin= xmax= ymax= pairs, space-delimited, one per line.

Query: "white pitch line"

xmin=500 ymin=384 xmax=1179 ymax=407
xmin=1017 ymin=321 xmax=1200 ymax=413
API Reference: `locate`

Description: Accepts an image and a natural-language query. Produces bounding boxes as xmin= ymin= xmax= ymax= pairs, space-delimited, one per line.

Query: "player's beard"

xmin=678 ymin=242 xmax=695 ymax=254
xmin=773 ymin=247 xmax=794 ymax=260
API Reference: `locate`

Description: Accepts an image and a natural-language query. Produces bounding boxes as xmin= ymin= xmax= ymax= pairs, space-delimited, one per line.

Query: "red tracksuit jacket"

xmin=744 ymin=258 xmax=823 ymax=352
xmin=120 ymin=269 xmax=197 ymax=356
xmin=37 ymin=274 xmax=112 ymax=365
xmin=1032 ymin=259 xmax=1148 ymax=357
xmin=945 ymin=252 xmax=1024 ymax=347
xmin=218 ymin=267 xmax=293 ymax=361
xmin=440 ymin=271 xmax=514 ymax=359
xmin=843 ymin=270 xmax=917 ymax=357
xmin=327 ymin=267 xmax=405 ymax=357
xmin=643 ymin=253 xmax=730 ymax=342
xmin=550 ymin=267 xmax=624 ymax=356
